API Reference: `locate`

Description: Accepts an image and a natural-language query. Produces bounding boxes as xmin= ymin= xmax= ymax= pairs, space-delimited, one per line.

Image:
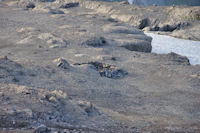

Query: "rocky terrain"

xmin=0 ymin=0 xmax=200 ymax=132
xmin=128 ymin=0 xmax=200 ymax=6
xmin=75 ymin=0 xmax=200 ymax=41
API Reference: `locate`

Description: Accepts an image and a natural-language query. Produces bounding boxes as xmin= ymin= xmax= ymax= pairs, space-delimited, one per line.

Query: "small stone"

xmin=53 ymin=58 xmax=71 ymax=69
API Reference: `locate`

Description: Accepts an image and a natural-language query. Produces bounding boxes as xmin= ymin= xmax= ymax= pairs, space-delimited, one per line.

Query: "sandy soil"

xmin=0 ymin=0 xmax=200 ymax=132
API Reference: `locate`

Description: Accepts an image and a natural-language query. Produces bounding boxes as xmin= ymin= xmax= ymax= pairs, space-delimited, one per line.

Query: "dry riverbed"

xmin=0 ymin=0 xmax=200 ymax=132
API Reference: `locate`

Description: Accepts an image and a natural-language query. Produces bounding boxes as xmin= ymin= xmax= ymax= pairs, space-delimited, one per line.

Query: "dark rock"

xmin=138 ymin=18 xmax=150 ymax=29
xmin=167 ymin=52 xmax=190 ymax=65
xmin=60 ymin=2 xmax=79 ymax=8
xmin=159 ymin=24 xmax=177 ymax=32
xmin=150 ymin=25 xmax=160 ymax=31
xmin=25 ymin=2 xmax=35 ymax=9
xmin=89 ymin=62 xmax=128 ymax=79
xmin=82 ymin=37 xmax=108 ymax=47
xmin=121 ymin=41 xmax=152 ymax=53
xmin=176 ymin=22 xmax=190 ymax=30
xmin=84 ymin=104 xmax=100 ymax=116
xmin=107 ymin=18 xmax=118 ymax=23
xmin=19 ymin=1 xmax=35 ymax=9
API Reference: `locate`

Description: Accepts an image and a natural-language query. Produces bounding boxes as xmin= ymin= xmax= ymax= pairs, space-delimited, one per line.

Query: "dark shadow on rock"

xmin=81 ymin=37 xmax=108 ymax=47
xmin=60 ymin=2 xmax=79 ymax=9
xmin=138 ymin=18 xmax=150 ymax=29
xmin=107 ymin=18 xmax=118 ymax=23
xmin=150 ymin=22 xmax=190 ymax=32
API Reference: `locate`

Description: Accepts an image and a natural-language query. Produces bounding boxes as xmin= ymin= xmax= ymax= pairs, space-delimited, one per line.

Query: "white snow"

xmin=145 ymin=32 xmax=200 ymax=65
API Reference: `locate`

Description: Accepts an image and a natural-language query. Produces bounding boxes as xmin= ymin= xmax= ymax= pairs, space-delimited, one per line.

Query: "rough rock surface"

xmin=0 ymin=0 xmax=200 ymax=132
xmin=57 ymin=0 xmax=200 ymax=41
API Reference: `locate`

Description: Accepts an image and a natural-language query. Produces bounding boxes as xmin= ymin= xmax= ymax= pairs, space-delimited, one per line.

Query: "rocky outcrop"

xmin=60 ymin=0 xmax=200 ymax=41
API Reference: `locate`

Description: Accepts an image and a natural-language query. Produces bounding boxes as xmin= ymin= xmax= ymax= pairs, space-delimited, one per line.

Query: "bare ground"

xmin=0 ymin=0 xmax=200 ymax=132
